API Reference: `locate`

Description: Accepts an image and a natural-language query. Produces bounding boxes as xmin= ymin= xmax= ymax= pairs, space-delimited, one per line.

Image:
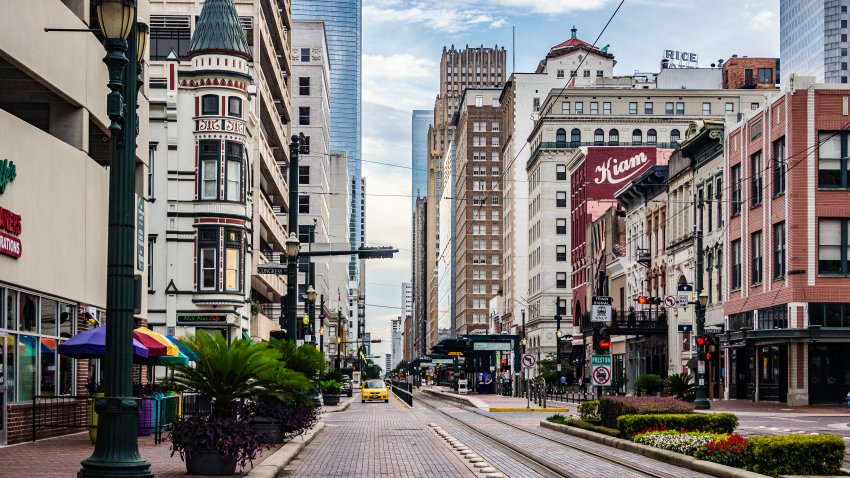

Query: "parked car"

xmin=341 ymin=379 xmax=353 ymax=397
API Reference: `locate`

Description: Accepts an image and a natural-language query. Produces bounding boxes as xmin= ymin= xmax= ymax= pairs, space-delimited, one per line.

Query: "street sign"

xmin=473 ymin=341 xmax=512 ymax=351
xmin=591 ymin=354 xmax=612 ymax=387
xmin=677 ymin=283 xmax=694 ymax=332
xmin=521 ymin=353 xmax=536 ymax=369
xmin=258 ymin=263 xmax=287 ymax=275
xmin=664 ymin=295 xmax=677 ymax=308
xmin=432 ymin=358 xmax=454 ymax=364
xmin=591 ymin=296 xmax=612 ymax=322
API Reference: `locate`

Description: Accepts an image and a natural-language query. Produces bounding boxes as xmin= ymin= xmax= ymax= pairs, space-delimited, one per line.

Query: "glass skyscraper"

xmin=293 ymin=0 xmax=362 ymax=279
xmin=780 ymin=0 xmax=848 ymax=83
xmin=411 ymin=110 xmax=431 ymax=210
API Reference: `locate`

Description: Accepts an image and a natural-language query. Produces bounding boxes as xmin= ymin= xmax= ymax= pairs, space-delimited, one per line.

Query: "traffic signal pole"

xmin=693 ymin=196 xmax=710 ymax=410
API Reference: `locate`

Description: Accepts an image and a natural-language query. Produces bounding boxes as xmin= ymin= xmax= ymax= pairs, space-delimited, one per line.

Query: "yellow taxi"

xmin=361 ymin=379 xmax=389 ymax=403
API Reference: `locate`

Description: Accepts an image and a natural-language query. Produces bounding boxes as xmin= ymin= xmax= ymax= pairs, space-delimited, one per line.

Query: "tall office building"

xmin=426 ymin=46 xmax=507 ymax=349
xmin=293 ymin=0 xmax=363 ymax=280
xmin=411 ymin=110 xmax=431 ymax=208
xmin=391 ymin=317 xmax=403 ymax=369
xmin=780 ymin=0 xmax=843 ymax=83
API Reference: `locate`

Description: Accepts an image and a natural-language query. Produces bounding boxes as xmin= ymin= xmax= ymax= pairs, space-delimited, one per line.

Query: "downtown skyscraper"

xmin=780 ymin=0 xmax=843 ymax=83
xmin=293 ymin=0 xmax=363 ymax=280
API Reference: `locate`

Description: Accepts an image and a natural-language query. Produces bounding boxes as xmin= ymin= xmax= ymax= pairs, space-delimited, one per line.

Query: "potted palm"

xmin=248 ymin=364 xmax=313 ymax=444
xmin=167 ymin=332 xmax=278 ymax=475
xmin=319 ymin=379 xmax=342 ymax=406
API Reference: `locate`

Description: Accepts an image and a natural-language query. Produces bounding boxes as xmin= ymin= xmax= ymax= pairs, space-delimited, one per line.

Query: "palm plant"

xmin=268 ymin=338 xmax=326 ymax=382
xmin=169 ymin=332 xmax=280 ymax=417
xmin=664 ymin=372 xmax=696 ymax=401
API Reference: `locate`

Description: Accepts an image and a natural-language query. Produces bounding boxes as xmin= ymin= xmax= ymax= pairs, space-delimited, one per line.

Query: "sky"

xmin=360 ymin=0 xmax=780 ymax=364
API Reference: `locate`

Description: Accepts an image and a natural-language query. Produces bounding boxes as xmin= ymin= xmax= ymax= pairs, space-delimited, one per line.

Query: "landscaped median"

xmin=541 ymin=396 xmax=846 ymax=478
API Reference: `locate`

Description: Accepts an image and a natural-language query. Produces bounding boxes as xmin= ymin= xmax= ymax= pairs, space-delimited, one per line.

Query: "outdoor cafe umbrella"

xmin=57 ymin=326 xmax=150 ymax=359
xmin=135 ymin=328 xmax=190 ymax=366
xmin=167 ymin=335 xmax=200 ymax=362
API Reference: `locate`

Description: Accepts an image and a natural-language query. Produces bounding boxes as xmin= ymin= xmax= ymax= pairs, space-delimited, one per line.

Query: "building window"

xmin=201 ymin=94 xmax=219 ymax=116
xmin=644 ymin=102 xmax=653 ymax=115
xmin=731 ymin=164 xmax=742 ymax=216
xmin=597 ymin=70 xmax=604 ymax=77
xmin=299 ymin=106 xmax=310 ymax=125
xmin=556 ymin=128 xmax=566 ymax=147
xmin=575 ymin=102 xmax=584 ymax=114
xmin=608 ymin=129 xmax=619 ymax=145
xmin=774 ymin=221 xmax=785 ymax=279
xmin=299 ymin=77 xmax=310 ymax=95
xmin=227 ymin=97 xmax=242 ymax=118
xmin=150 ymin=15 xmax=191 ymax=60
xmin=476 ymin=95 xmax=484 ymax=107
xmin=702 ymin=102 xmax=711 ymax=115
xmin=299 ymin=166 xmax=310 ymax=185
xmin=751 ymin=151 xmax=763 ymax=207
xmin=299 ymin=195 xmax=310 ymax=214
xmin=590 ymin=102 xmax=598 ymax=114
xmin=556 ymin=219 xmax=567 ymax=234
xmin=225 ymin=141 xmax=243 ymax=202
xmin=583 ymin=70 xmax=590 ymax=77
xmin=594 ymin=128 xmax=604 ymax=146
xmin=751 ymin=230 xmax=763 ymax=285
xmin=199 ymin=228 xmax=218 ymax=291
xmin=603 ymin=102 xmax=611 ymax=114
xmin=632 ymin=129 xmax=643 ymax=145
xmin=818 ymin=131 xmax=847 ymax=188
xmin=773 ymin=137 xmax=786 ymax=196
xmin=556 ymin=165 xmax=567 ymax=180
xmin=751 ymin=103 xmax=760 ymax=110
xmin=561 ymin=102 xmax=570 ymax=114
xmin=670 ymin=129 xmax=680 ymax=146
xmin=199 ymin=140 xmax=220 ymax=200
xmin=665 ymin=102 xmax=674 ymax=114
xmin=676 ymin=102 xmax=685 ymax=115
xmin=556 ymin=273 xmax=567 ymax=288
xmin=646 ymin=129 xmax=657 ymax=146
xmin=224 ymin=230 xmax=242 ymax=292
xmin=731 ymin=239 xmax=742 ymax=290
xmin=725 ymin=102 xmax=734 ymax=113
xmin=300 ymin=48 xmax=310 ymax=62
xmin=758 ymin=68 xmax=773 ymax=83
xmin=556 ymin=245 xmax=567 ymax=261
xmin=556 ymin=192 xmax=567 ymax=207
xmin=629 ymin=102 xmax=638 ymax=114
xmin=819 ymin=219 xmax=848 ymax=274
xmin=570 ymin=128 xmax=581 ymax=147
xmin=148 ymin=143 xmax=156 ymax=199
xmin=557 ymin=69 xmax=564 ymax=78
xmin=147 ymin=237 xmax=155 ymax=291
xmin=570 ymin=70 xmax=576 ymax=77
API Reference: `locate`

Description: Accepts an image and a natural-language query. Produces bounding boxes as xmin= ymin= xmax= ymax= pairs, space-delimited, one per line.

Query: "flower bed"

xmin=598 ymin=396 xmax=693 ymax=428
xmin=633 ymin=430 xmax=722 ymax=455
xmin=693 ymin=434 xmax=750 ymax=468
xmin=617 ymin=413 xmax=738 ymax=437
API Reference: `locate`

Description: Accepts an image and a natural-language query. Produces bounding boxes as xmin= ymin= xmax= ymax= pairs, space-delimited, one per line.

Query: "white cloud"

xmin=363 ymin=53 xmax=436 ymax=81
xmin=748 ymin=9 xmax=774 ymax=30
xmin=363 ymin=54 xmax=436 ymax=111
xmin=493 ymin=0 xmax=609 ymax=14
xmin=364 ymin=2 xmax=507 ymax=33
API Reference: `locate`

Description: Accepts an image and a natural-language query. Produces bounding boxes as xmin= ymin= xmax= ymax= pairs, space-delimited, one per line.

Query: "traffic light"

xmin=704 ymin=336 xmax=718 ymax=361
xmin=636 ymin=296 xmax=662 ymax=305
xmin=598 ymin=327 xmax=611 ymax=350
xmin=696 ymin=336 xmax=706 ymax=360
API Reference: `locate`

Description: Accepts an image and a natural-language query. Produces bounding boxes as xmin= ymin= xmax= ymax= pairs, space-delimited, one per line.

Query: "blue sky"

xmin=360 ymin=0 xmax=780 ymax=362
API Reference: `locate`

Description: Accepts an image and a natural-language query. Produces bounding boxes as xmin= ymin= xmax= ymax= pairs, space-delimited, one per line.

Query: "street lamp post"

xmin=284 ymin=133 xmax=307 ymax=339
xmin=80 ymin=1 xmax=152 ymax=476
xmin=335 ymin=308 xmax=342 ymax=370
xmin=693 ymin=197 xmax=711 ymax=410
xmin=305 ymin=284 xmax=317 ymax=341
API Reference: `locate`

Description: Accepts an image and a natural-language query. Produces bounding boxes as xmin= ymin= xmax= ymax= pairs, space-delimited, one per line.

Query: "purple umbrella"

xmin=58 ymin=326 xmax=149 ymax=359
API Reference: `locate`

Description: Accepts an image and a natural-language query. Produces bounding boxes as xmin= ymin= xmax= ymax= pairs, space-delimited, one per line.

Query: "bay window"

xmin=224 ymin=230 xmax=242 ymax=292
xmin=199 ymin=228 xmax=218 ymax=290
xmin=225 ymin=141 xmax=243 ymax=201
xmin=201 ymin=94 xmax=219 ymax=116
xmin=199 ymin=140 xmax=220 ymax=200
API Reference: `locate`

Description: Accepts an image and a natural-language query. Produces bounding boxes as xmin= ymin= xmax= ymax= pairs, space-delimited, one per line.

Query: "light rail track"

xmin=417 ymin=391 xmax=699 ymax=478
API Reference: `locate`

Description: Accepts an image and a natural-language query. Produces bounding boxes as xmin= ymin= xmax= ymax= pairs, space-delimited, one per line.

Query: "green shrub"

xmin=578 ymin=400 xmax=599 ymax=421
xmin=617 ymin=413 xmax=738 ymax=437
xmin=546 ymin=414 xmax=567 ymax=425
xmin=664 ymin=373 xmax=695 ymax=401
xmin=748 ymin=434 xmax=845 ymax=477
xmin=635 ymin=373 xmax=664 ymax=395
xmin=598 ymin=396 xmax=693 ymax=428
xmin=564 ymin=418 xmax=620 ymax=437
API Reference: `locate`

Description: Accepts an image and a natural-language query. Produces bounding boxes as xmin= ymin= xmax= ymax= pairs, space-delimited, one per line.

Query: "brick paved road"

xmin=280 ymin=398 xmax=474 ymax=478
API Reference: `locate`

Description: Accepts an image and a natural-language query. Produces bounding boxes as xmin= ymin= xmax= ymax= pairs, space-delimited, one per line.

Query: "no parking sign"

xmin=591 ymin=354 xmax=612 ymax=387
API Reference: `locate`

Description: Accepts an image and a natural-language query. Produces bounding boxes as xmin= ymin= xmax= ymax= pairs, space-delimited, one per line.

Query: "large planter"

xmin=322 ymin=394 xmax=340 ymax=406
xmin=250 ymin=417 xmax=283 ymax=444
xmin=185 ymin=448 xmax=237 ymax=476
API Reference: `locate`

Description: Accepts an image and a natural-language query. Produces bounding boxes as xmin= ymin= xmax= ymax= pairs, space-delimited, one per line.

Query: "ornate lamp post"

xmin=284 ymin=231 xmax=300 ymax=338
xmin=693 ymin=291 xmax=710 ymax=410
xmin=80 ymin=1 xmax=152 ymax=476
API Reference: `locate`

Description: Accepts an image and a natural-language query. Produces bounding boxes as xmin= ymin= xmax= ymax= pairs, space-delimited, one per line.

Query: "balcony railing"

xmin=530 ymin=141 xmax=677 ymax=163
xmin=581 ymin=308 xmax=668 ymax=335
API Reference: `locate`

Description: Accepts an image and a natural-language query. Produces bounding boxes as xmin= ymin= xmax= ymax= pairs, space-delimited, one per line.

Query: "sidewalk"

xmin=424 ymin=386 xmax=570 ymax=412
xmin=701 ymin=399 xmax=849 ymax=417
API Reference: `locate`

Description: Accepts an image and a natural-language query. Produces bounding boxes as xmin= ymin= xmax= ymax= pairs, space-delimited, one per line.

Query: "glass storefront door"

xmin=810 ymin=344 xmax=849 ymax=403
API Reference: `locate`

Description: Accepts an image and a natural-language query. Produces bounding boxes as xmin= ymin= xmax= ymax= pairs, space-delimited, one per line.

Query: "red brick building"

xmin=724 ymin=77 xmax=850 ymax=405
xmin=722 ymin=57 xmax=780 ymax=90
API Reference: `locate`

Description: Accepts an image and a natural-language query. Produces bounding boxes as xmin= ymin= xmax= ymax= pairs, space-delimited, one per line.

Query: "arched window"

xmin=670 ymin=129 xmax=681 ymax=146
xmin=570 ymin=128 xmax=581 ymax=147
xmin=608 ymin=129 xmax=619 ymax=146
xmin=647 ymin=129 xmax=658 ymax=145
xmin=556 ymin=128 xmax=567 ymax=147
xmin=632 ymin=129 xmax=643 ymax=145
xmin=594 ymin=128 xmax=604 ymax=146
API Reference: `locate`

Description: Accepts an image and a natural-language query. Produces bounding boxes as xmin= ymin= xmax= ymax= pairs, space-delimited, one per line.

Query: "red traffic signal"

xmin=705 ymin=351 xmax=713 ymax=361
xmin=696 ymin=336 xmax=706 ymax=346
xmin=637 ymin=296 xmax=649 ymax=305
xmin=599 ymin=339 xmax=611 ymax=349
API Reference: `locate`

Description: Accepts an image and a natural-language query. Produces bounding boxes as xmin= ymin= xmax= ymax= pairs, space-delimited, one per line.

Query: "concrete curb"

xmin=245 ymin=421 xmax=326 ymax=478
xmin=489 ymin=407 xmax=569 ymax=413
xmin=422 ymin=388 xmax=488 ymax=409
xmin=325 ymin=398 xmax=352 ymax=413
xmin=539 ymin=421 xmax=769 ymax=478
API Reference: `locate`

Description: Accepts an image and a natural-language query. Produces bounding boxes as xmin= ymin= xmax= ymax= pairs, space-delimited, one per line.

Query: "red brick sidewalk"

xmin=706 ymin=399 xmax=849 ymax=415
xmin=0 ymin=432 xmax=282 ymax=478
